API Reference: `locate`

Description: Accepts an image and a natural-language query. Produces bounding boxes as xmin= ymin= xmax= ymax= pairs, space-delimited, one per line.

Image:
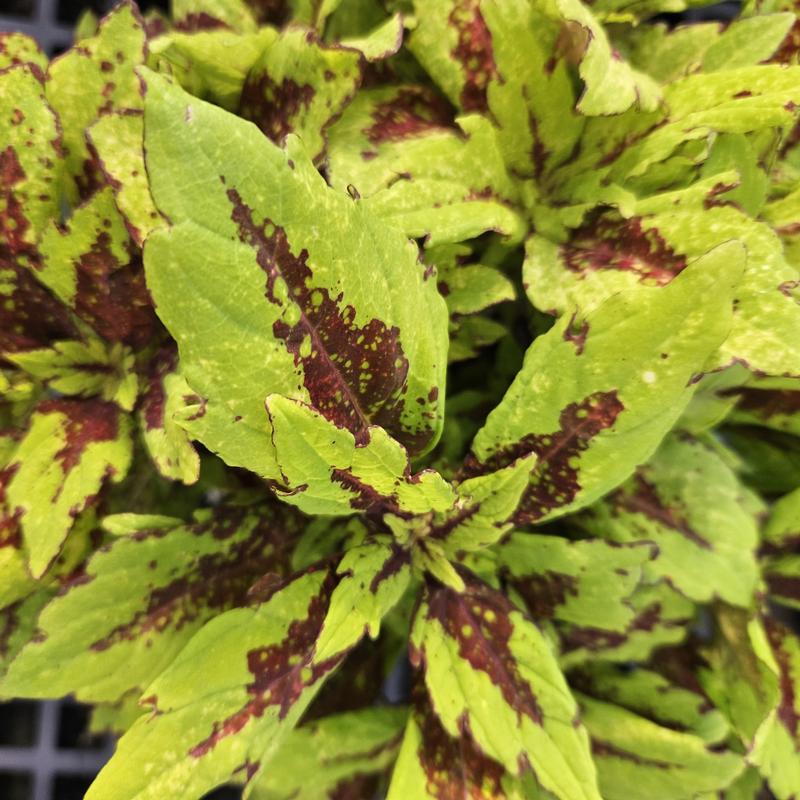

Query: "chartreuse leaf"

xmin=37 ymin=185 xmax=156 ymax=349
xmin=497 ymin=534 xmax=655 ymax=632
xmin=266 ymin=394 xmax=455 ymax=516
xmin=753 ymin=622 xmax=800 ymax=799
xmin=238 ymin=27 xmax=362 ymax=162
xmin=577 ymin=694 xmax=744 ymax=800
xmin=8 ymin=338 xmax=138 ymax=410
xmin=559 ymin=581 xmax=694 ymax=668
xmin=6 ymin=398 xmax=132 ymax=578
xmin=142 ymin=72 xmax=448 ymax=476
xmin=411 ymin=573 xmax=601 ymax=800
xmin=576 ymin=663 xmax=730 ymax=744
xmin=326 ymin=87 xmax=525 ymax=245
xmin=700 ymin=607 xmax=800 ymax=799
xmin=87 ymin=111 xmax=161 ymax=246
xmin=339 ymin=12 xmax=404 ymax=62
xmin=0 ymin=64 xmax=62 ymax=259
xmin=555 ymin=65 xmax=800 ymax=201
xmin=469 ymin=243 xmax=742 ymax=525
xmin=250 ymin=706 xmax=406 ymax=800
xmin=171 ymin=0 xmax=257 ymax=33
xmin=149 ymin=28 xmax=277 ymax=112
xmin=139 ymin=346 xmax=200 ymax=485
xmin=527 ymin=183 xmax=800 ymax=377
xmin=0 ymin=33 xmax=48 ymax=72
xmin=1 ymin=503 xmax=301 ymax=703
xmin=579 ymin=434 xmax=761 ymax=607
xmin=701 ymin=14 xmax=795 ymax=72
xmin=388 ymin=688 xmax=543 ymax=800
xmin=0 ymin=591 xmax=51 ymax=677
xmin=314 ymin=538 xmax=410 ymax=662
xmin=429 ymin=455 xmax=535 ymax=555
xmin=46 ymin=1 xmax=146 ymax=200
xmin=85 ymin=566 xmax=348 ymax=800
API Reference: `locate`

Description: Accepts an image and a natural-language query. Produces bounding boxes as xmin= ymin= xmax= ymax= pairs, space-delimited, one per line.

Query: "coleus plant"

xmin=1 ymin=0 xmax=800 ymax=797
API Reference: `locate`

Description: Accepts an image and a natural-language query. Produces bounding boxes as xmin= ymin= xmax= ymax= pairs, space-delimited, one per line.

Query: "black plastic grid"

xmin=0 ymin=698 xmax=243 ymax=799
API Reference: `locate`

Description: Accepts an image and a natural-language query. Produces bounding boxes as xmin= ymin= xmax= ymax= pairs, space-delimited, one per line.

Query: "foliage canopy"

xmin=1 ymin=0 xmax=800 ymax=797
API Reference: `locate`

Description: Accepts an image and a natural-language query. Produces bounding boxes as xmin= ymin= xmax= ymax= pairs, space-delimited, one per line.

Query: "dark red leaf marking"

xmin=613 ymin=473 xmax=712 ymax=550
xmin=226 ymin=188 xmax=432 ymax=453
xmin=560 ymin=601 xmax=684 ymax=653
xmin=448 ymin=0 xmax=498 ymax=113
xmin=364 ymin=87 xmax=455 ymax=145
xmin=89 ymin=505 xmax=301 ymax=652
xmin=563 ymin=311 xmax=589 ymax=355
xmin=466 ymin=391 xmax=624 ymax=524
xmin=0 ymin=463 xmax=22 ymax=550
xmin=419 ymin=574 xmax=543 ymax=725
xmin=766 ymin=572 xmax=800 ymax=605
xmin=189 ymin=569 xmax=342 ymax=758
xmin=511 ymin=570 xmax=579 ymax=621
xmin=36 ymin=398 xmax=120 ymax=474
xmin=766 ymin=619 xmax=800 ymax=742
xmin=330 ymin=775 xmax=381 ymax=800
xmin=0 ymin=599 xmax=24 ymax=659
xmin=368 ymin=541 xmax=409 ymax=593
xmin=413 ymin=683 xmax=505 ymax=799
xmin=140 ymin=345 xmax=178 ymax=432
xmin=770 ymin=19 xmax=800 ymax=64
xmin=703 ymin=181 xmax=738 ymax=209
xmin=70 ymin=230 xmax=157 ymax=349
xmin=173 ymin=12 xmax=228 ymax=31
xmin=244 ymin=0 xmax=290 ymax=25
xmin=0 ymin=143 xmax=77 ymax=353
xmin=239 ymin=73 xmax=315 ymax=146
xmin=727 ymin=388 xmax=800 ymax=420
xmin=0 ymin=145 xmax=31 ymax=256
xmin=562 ymin=215 xmax=687 ymax=285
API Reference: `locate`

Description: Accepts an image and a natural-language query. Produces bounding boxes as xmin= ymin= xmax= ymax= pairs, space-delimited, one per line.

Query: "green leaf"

xmin=6 ymin=398 xmax=132 ymax=578
xmin=0 ymin=64 xmax=63 ymax=259
xmin=37 ymin=186 xmax=157 ymax=349
xmin=139 ymin=346 xmax=200 ymax=485
xmin=267 ymin=394 xmax=455 ymax=516
xmin=578 ymin=694 xmax=744 ymax=800
xmin=250 ymin=706 xmax=407 ymax=799
xmin=575 ymin=662 xmax=730 ymax=745
xmin=326 ymin=87 xmax=526 ymax=245
xmin=85 ymin=566 xmax=344 ymax=800
xmin=388 ymin=687 xmax=537 ymax=799
xmin=2 ymin=503 xmax=301 ymax=702
xmin=239 ymin=27 xmax=362 ymax=162
xmin=87 ymin=111 xmax=162 ymax=246
xmin=429 ymin=454 xmax=535 ymax=555
xmin=753 ymin=621 xmax=800 ymax=800
xmin=411 ymin=573 xmax=601 ymax=800
xmin=8 ymin=338 xmax=138 ymax=410
xmin=171 ymin=0 xmax=257 ymax=33
xmin=314 ymin=537 xmax=410 ymax=662
xmin=559 ymin=581 xmax=695 ymax=668
xmin=45 ymin=1 xmax=146 ymax=201
xmin=0 ymin=33 xmax=48 ymax=72
xmin=579 ymin=434 xmax=761 ymax=607
xmin=149 ymin=28 xmax=277 ymax=112
xmin=497 ymin=534 xmax=655 ymax=632
xmin=701 ymin=14 xmax=795 ymax=72
xmin=142 ymin=72 xmax=448 ymax=473
xmin=469 ymin=242 xmax=743 ymax=525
